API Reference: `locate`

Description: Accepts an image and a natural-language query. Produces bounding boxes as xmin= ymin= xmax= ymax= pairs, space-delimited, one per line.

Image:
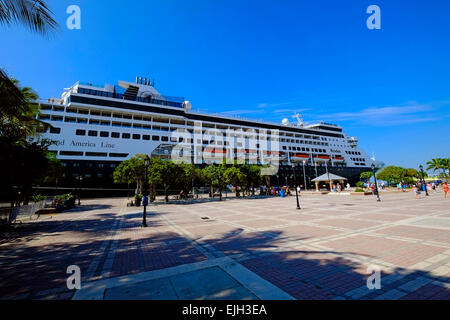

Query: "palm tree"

xmin=440 ymin=158 xmax=450 ymax=178
xmin=1 ymin=73 xmax=44 ymax=139
xmin=1 ymin=0 xmax=57 ymax=136
xmin=426 ymin=158 xmax=444 ymax=178
xmin=0 ymin=69 xmax=28 ymax=119
xmin=0 ymin=0 xmax=57 ymax=35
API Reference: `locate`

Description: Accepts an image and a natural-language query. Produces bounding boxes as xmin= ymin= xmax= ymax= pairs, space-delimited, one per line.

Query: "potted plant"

xmin=134 ymin=194 xmax=143 ymax=207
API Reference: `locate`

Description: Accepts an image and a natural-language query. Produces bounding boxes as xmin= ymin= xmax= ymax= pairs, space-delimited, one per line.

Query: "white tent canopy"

xmin=312 ymin=173 xmax=348 ymax=182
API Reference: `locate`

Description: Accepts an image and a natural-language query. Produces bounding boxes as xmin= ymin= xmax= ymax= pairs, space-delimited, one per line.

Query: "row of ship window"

xmin=39 ymin=106 xmax=333 ymax=141
xmin=42 ymin=117 xmax=316 ymax=143
xmin=282 ymin=146 xmax=324 ymax=153
xmin=282 ymin=139 xmax=328 ymax=146
xmin=346 ymin=150 xmax=362 ymax=156
xmin=58 ymin=151 xmax=130 ymax=158
xmin=76 ymin=129 xmax=171 ymax=142
xmin=62 ymin=162 xmax=117 ymax=168
xmin=46 ymin=127 xmax=329 ymax=148
xmin=76 ymin=87 xmax=184 ymax=108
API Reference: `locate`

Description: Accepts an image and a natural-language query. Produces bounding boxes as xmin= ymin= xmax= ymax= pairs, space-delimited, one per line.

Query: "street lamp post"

xmin=78 ymin=175 xmax=83 ymax=206
xmin=371 ymin=163 xmax=381 ymax=202
xmin=419 ymin=165 xmax=429 ymax=197
xmin=142 ymin=155 xmax=150 ymax=227
xmin=292 ymin=164 xmax=301 ymax=210
xmin=302 ymin=160 xmax=308 ymax=191
xmin=314 ymin=161 xmax=318 ymax=178
xmin=326 ymin=160 xmax=330 ymax=182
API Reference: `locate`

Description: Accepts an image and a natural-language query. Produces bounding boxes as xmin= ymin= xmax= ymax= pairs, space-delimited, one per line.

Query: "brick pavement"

xmin=0 ymin=191 xmax=449 ymax=300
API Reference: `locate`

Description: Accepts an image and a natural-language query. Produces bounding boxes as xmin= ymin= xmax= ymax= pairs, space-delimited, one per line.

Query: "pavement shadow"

xmin=1 ymin=206 xmax=449 ymax=301
xmin=100 ymin=223 xmax=450 ymax=300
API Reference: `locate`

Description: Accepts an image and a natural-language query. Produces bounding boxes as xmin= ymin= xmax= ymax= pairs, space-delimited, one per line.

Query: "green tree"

xmin=148 ymin=159 xmax=179 ymax=203
xmin=1 ymin=0 xmax=57 ymax=128
xmin=42 ymin=152 xmax=65 ymax=186
xmin=440 ymin=158 xmax=450 ymax=177
xmin=223 ymin=166 xmax=247 ymax=197
xmin=202 ymin=164 xmax=227 ymax=200
xmin=0 ymin=0 xmax=59 ymax=205
xmin=113 ymin=159 xmax=136 ymax=196
xmin=177 ymin=163 xmax=201 ymax=199
xmin=0 ymin=138 xmax=58 ymax=204
xmin=240 ymin=165 xmax=262 ymax=196
xmin=0 ymin=75 xmax=45 ymax=140
xmin=360 ymin=171 xmax=373 ymax=182
xmin=406 ymin=168 xmax=419 ymax=178
xmin=427 ymin=158 xmax=450 ymax=178
xmin=426 ymin=159 xmax=445 ymax=178
xmin=376 ymin=166 xmax=407 ymax=185
xmin=0 ymin=75 xmax=58 ymax=203
xmin=1 ymin=0 xmax=57 ymax=121
xmin=113 ymin=154 xmax=148 ymax=194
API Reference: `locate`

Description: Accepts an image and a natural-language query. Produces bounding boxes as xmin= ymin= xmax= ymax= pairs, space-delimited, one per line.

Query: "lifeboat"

xmin=203 ymin=147 xmax=226 ymax=154
xmin=293 ymin=153 xmax=310 ymax=159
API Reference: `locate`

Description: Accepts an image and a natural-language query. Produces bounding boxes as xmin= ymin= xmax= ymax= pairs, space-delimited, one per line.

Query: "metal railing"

xmin=8 ymin=199 xmax=51 ymax=224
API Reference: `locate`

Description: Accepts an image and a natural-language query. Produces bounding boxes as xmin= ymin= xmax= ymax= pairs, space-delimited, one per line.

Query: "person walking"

xmin=412 ymin=185 xmax=419 ymax=199
xmin=443 ymin=182 xmax=449 ymax=198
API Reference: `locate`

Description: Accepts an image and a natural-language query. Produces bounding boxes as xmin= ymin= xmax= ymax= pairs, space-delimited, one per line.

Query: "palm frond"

xmin=0 ymin=0 xmax=57 ymax=35
xmin=0 ymin=68 xmax=28 ymax=118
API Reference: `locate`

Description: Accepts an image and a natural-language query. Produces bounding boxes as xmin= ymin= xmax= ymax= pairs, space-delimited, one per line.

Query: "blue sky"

xmin=1 ymin=0 xmax=449 ymax=170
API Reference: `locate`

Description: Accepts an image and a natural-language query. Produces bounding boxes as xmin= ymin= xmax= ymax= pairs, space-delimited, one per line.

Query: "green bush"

xmin=355 ymin=188 xmax=365 ymax=193
xmin=55 ymin=193 xmax=73 ymax=201
xmin=356 ymin=181 xmax=365 ymax=188
xmin=32 ymin=194 xmax=47 ymax=203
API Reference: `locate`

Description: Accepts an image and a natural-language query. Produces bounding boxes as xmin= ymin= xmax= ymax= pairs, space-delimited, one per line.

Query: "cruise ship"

xmin=37 ymin=77 xmax=374 ymax=189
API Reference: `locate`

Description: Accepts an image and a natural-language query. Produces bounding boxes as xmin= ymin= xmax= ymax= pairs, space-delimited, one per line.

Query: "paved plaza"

xmin=0 ymin=191 xmax=449 ymax=300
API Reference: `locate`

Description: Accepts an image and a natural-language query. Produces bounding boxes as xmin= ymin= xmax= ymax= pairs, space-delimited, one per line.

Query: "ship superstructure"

xmin=38 ymin=78 xmax=373 ymax=187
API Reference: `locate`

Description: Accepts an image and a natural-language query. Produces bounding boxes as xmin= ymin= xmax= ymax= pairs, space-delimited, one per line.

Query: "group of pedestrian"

xmin=261 ymin=185 xmax=301 ymax=198
xmin=412 ymin=181 xmax=448 ymax=199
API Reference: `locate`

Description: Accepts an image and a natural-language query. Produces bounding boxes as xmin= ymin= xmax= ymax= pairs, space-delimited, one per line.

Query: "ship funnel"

xmin=183 ymin=101 xmax=192 ymax=111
